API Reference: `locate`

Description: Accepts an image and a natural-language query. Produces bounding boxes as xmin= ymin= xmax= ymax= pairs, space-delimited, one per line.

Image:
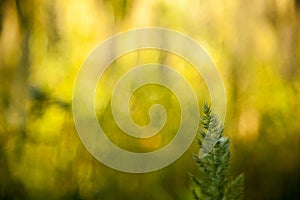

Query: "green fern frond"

xmin=190 ymin=104 xmax=244 ymax=200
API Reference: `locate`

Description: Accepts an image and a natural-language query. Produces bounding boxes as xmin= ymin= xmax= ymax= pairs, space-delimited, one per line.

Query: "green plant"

xmin=190 ymin=104 xmax=244 ymax=200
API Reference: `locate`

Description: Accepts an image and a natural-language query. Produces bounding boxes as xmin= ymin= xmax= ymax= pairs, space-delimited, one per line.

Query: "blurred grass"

xmin=0 ymin=0 xmax=299 ymax=199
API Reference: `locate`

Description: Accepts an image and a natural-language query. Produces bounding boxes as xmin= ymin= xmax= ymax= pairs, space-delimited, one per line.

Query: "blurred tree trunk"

xmin=5 ymin=0 xmax=32 ymax=134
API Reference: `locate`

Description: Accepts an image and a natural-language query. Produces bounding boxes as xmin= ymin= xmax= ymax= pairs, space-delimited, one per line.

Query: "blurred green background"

xmin=0 ymin=0 xmax=299 ymax=199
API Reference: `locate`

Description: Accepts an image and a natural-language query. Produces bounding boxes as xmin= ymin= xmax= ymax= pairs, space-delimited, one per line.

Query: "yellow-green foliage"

xmin=0 ymin=0 xmax=299 ymax=199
